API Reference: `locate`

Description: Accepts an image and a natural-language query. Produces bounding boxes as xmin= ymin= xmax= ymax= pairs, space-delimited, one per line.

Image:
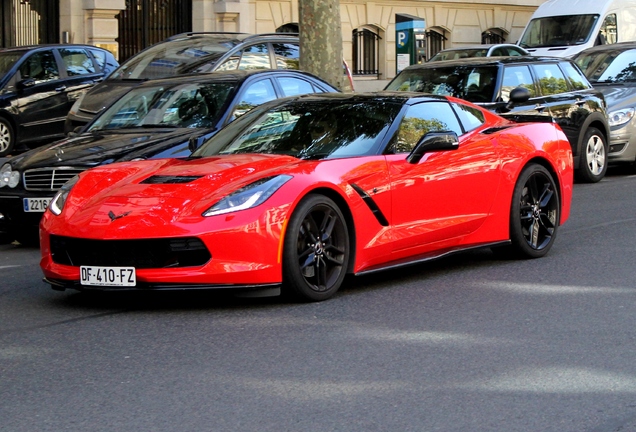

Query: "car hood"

xmin=61 ymin=155 xmax=305 ymax=235
xmin=592 ymin=85 xmax=636 ymax=111
xmin=78 ymin=80 xmax=143 ymax=114
xmin=12 ymin=128 xmax=201 ymax=170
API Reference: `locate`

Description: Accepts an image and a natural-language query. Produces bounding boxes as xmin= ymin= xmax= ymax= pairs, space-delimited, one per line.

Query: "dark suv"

xmin=385 ymin=56 xmax=610 ymax=182
xmin=66 ymin=32 xmax=354 ymax=132
xmin=0 ymin=44 xmax=118 ymax=156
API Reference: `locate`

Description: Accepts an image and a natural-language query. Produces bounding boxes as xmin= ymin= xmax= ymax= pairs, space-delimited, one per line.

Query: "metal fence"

xmin=117 ymin=0 xmax=192 ymax=62
xmin=1 ymin=0 xmax=58 ymax=48
xmin=353 ymin=28 xmax=380 ymax=76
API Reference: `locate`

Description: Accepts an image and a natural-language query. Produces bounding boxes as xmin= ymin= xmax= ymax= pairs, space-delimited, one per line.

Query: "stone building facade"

xmin=9 ymin=0 xmax=544 ymax=88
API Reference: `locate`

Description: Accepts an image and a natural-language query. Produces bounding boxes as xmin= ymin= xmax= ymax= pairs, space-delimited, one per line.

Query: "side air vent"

xmin=481 ymin=126 xmax=512 ymax=135
xmin=140 ymin=175 xmax=203 ymax=184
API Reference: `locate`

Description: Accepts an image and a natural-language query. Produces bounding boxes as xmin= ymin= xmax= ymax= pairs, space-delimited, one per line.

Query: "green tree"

xmin=298 ymin=0 xmax=345 ymax=91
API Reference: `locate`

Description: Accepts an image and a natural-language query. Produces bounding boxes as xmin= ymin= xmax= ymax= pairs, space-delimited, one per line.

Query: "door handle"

xmin=55 ymin=86 xmax=67 ymax=92
xmin=534 ymin=104 xmax=546 ymax=113
xmin=575 ymin=99 xmax=586 ymax=106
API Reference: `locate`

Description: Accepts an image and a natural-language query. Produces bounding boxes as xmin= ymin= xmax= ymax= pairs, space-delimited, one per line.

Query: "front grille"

xmin=23 ymin=167 xmax=86 ymax=191
xmin=50 ymin=235 xmax=211 ymax=269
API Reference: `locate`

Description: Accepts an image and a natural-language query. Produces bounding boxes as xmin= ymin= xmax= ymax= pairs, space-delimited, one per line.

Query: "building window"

xmin=276 ymin=23 xmax=299 ymax=34
xmin=482 ymin=29 xmax=507 ymax=44
xmin=426 ymin=28 xmax=447 ymax=60
xmin=353 ymin=27 xmax=380 ymax=75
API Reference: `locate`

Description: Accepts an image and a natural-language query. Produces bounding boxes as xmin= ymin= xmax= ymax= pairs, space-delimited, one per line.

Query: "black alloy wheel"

xmin=507 ymin=163 xmax=560 ymax=258
xmin=283 ymin=194 xmax=350 ymax=301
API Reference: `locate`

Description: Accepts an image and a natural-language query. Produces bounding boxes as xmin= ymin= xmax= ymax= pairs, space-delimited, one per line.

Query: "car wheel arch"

xmin=510 ymin=157 xmax=564 ymax=224
xmin=575 ymin=114 xmax=609 ymax=157
xmin=288 ymin=187 xmax=357 ymax=274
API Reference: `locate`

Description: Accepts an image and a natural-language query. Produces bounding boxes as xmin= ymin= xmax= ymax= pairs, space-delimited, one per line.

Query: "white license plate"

xmin=80 ymin=266 xmax=136 ymax=287
xmin=23 ymin=197 xmax=52 ymax=213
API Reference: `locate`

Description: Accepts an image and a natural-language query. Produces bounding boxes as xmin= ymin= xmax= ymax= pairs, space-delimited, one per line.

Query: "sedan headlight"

xmin=49 ymin=175 xmax=79 ymax=215
xmin=0 ymin=163 xmax=20 ymax=188
xmin=203 ymin=175 xmax=292 ymax=217
xmin=608 ymin=107 xmax=635 ymax=127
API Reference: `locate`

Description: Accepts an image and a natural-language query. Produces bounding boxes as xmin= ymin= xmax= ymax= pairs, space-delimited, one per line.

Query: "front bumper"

xmin=608 ymin=123 xmax=636 ymax=164
xmin=0 ymin=192 xmax=52 ymax=236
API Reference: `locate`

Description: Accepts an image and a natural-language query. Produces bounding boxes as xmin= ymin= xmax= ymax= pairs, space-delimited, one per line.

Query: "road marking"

xmin=0 ymin=265 xmax=21 ymax=270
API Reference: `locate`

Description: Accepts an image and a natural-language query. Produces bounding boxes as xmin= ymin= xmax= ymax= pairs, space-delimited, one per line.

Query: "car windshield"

xmin=519 ymin=14 xmax=599 ymax=48
xmin=429 ymin=49 xmax=489 ymax=62
xmin=87 ymin=82 xmax=235 ymax=131
xmin=0 ymin=52 xmax=23 ymax=77
xmin=193 ymin=99 xmax=401 ymax=160
xmin=385 ymin=66 xmax=498 ymax=103
xmin=575 ymin=49 xmax=636 ymax=83
xmin=109 ymin=35 xmax=241 ymax=80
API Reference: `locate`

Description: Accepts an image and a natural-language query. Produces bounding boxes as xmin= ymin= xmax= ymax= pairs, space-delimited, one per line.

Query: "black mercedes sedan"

xmin=0 ymin=44 xmax=118 ymax=157
xmin=0 ymin=69 xmax=337 ymax=244
xmin=385 ymin=56 xmax=610 ymax=183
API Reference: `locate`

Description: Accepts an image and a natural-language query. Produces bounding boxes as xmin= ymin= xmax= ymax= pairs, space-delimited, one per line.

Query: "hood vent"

xmin=140 ymin=175 xmax=203 ymax=184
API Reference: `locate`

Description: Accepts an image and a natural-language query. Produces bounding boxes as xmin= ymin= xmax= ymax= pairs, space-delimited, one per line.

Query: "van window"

xmin=598 ymin=14 xmax=617 ymax=45
xmin=519 ymin=14 xmax=600 ymax=48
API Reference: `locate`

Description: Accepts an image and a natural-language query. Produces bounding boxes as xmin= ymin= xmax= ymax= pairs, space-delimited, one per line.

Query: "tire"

xmin=0 ymin=117 xmax=15 ymax=157
xmin=576 ymin=127 xmax=607 ymax=183
xmin=282 ymin=194 xmax=350 ymax=302
xmin=505 ymin=163 xmax=560 ymax=259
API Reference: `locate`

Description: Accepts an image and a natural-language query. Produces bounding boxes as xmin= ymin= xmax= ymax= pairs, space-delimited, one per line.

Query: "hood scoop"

xmin=140 ymin=175 xmax=203 ymax=184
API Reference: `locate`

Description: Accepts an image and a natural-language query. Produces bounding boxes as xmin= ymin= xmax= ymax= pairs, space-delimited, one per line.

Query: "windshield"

xmin=193 ymin=100 xmax=401 ymax=160
xmin=109 ymin=35 xmax=241 ymax=80
xmin=519 ymin=15 xmax=599 ymax=48
xmin=576 ymin=49 xmax=636 ymax=83
xmin=385 ymin=66 xmax=498 ymax=103
xmin=0 ymin=52 xmax=23 ymax=77
xmin=87 ymin=82 xmax=235 ymax=131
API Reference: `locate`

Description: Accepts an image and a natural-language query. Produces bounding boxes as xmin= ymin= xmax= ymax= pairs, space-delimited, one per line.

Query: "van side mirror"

xmin=407 ymin=131 xmax=459 ymax=164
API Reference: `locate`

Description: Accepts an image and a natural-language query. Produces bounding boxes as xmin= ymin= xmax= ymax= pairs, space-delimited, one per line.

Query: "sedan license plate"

xmin=23 ymin=197 xmax=52 ymax=212
xmin=80 ymin=266 xmax=136 ymax=287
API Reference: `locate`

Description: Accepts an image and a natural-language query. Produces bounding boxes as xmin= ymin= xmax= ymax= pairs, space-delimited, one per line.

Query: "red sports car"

xmin=40 ymin=93 xmax=573 ymax=301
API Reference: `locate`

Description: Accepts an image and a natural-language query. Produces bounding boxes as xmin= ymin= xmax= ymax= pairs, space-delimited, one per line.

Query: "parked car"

xmin=39 ymin=92 xmax=573 ymax=301
xmin=428 ymin=44 xmax=529 ymax=62
xmin=66 ymin=32 xmax=354 ymax=133
xmin=0 ymin=69 xmax=337 ymax=245
xmin=0 ymin=44 xmax=118 ymax=157
xmin=574 ymin=42 xmax=636 ymax=166
xmin=385 ymin=56 xmax=610 ymax=182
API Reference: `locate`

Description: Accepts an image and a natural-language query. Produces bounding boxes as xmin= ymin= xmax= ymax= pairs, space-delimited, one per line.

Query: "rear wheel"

xmin=577 ymin=127 xmax=607 ymax=183
xmin=282 ymin=195 xmax=350 ymax=302
xmin=500 ymin=164 xmax=560 ymax=259
xmin=0 ymin=117 xmax=15 ymax=157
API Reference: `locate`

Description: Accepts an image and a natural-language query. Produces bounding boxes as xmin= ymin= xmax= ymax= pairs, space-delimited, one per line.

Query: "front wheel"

xmin=282 ymin=195 xmax=350 ymax=302
xmin=507 ymin=164 xmax=561 ymax=259
xmin=0 ymin=117 xmax=15 ymax=157
xmin=577 ymin=127 xmax=607 ymax=183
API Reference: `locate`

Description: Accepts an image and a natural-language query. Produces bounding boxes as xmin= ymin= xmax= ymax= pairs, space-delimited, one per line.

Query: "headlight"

xmin=0 ymin=163 xmax=20 ymax=188
xmin=608 ymin=107 xmax=635 ymax=127
xmin=68 ymin=91 xmax=86 ymax=116
xmin=203 ymin=175 xmax=292 ymax=217
xmin=49 ymin=175 xmax=79 ymax=215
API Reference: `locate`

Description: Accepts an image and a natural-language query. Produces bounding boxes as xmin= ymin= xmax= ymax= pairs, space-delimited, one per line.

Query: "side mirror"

xmin=16 ymin=78 xmax=36 ymax=90
xmin=407 ymin=131 xmax=459 ymax=164
xmin=506 ymin=86 xmax=531 ymax=109
xmin=67 ymin=126 xmax=83 ymax=137
xmin=188 ymin=134 xmax=207 ymax=153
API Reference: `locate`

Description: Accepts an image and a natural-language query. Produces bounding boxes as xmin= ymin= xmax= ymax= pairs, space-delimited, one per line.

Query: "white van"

xmin=517 ymin=0 xmax=636 ymax=57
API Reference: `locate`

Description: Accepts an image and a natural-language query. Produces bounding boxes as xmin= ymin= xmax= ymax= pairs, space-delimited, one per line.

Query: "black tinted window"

xmin=18 ymin=50 xmax=59 ymax=83
xmin=452 ymin=103 xmax=485 ymax=132
xmin=273 ymin=43 xmax=300 ymax=70
xmin=391 ymin=101 xmax=462 ymax=153
xmin=532 ymin=63 xmax=569 ymax=96
xmin=501 ymin=65 xmax=535 ymax=102
xmin=560 ymin=61 xmax=591 ymax=90
xmin=59 ymin=48 xmax=96 ymax=76
xmin=239 ymin=44 xmax=271 ymax=70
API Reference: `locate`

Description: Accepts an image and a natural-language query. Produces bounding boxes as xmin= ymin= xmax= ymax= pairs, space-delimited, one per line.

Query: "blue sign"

xmin=397 ymin=31 xmax=409 ymax=48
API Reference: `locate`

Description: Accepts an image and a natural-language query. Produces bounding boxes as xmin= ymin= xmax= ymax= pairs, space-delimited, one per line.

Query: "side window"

xmin=238 ymin=44 xmax=271 ymax=70
xmin=273 ymin=43 xmax=300 ymax=70
xmin=59 ymin=48 xmax=96 ymax=76
xmin=216 ymin=54 xmax=240 ymax=72
xmin=598 ymin=14 xmax=617 ymax=45
xmin=452 ymin=103 xmax=485 ymax=132
xmin=18 ymin=50 xmax=59 ymax=83
xmin=390 ymin=101 xmax=462 ymax=153
xmin=232 ymin=79 xmax=277 ymax=119
xmin=89 ymin=49 xmax=106 ymax=69
xmin=560 ymin=61 xmax=591 ymax=90
xmin=507 ymin=47 xmax=526 ymax=57
xmin=501 ymin=65 xmax=535 ymax=102
xmin=532 ymin=63 xmax=569 ymax=96
xmin=277 ymin=77 xmax=316 ymax=97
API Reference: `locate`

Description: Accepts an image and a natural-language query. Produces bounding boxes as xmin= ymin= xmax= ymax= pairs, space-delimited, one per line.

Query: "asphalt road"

xmin=2 ymin=167 xmax=636 ymax=432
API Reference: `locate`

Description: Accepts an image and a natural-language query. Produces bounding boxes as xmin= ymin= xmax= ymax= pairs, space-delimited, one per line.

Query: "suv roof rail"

xmin=167 ymin=31 xmax=247 ymax=40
